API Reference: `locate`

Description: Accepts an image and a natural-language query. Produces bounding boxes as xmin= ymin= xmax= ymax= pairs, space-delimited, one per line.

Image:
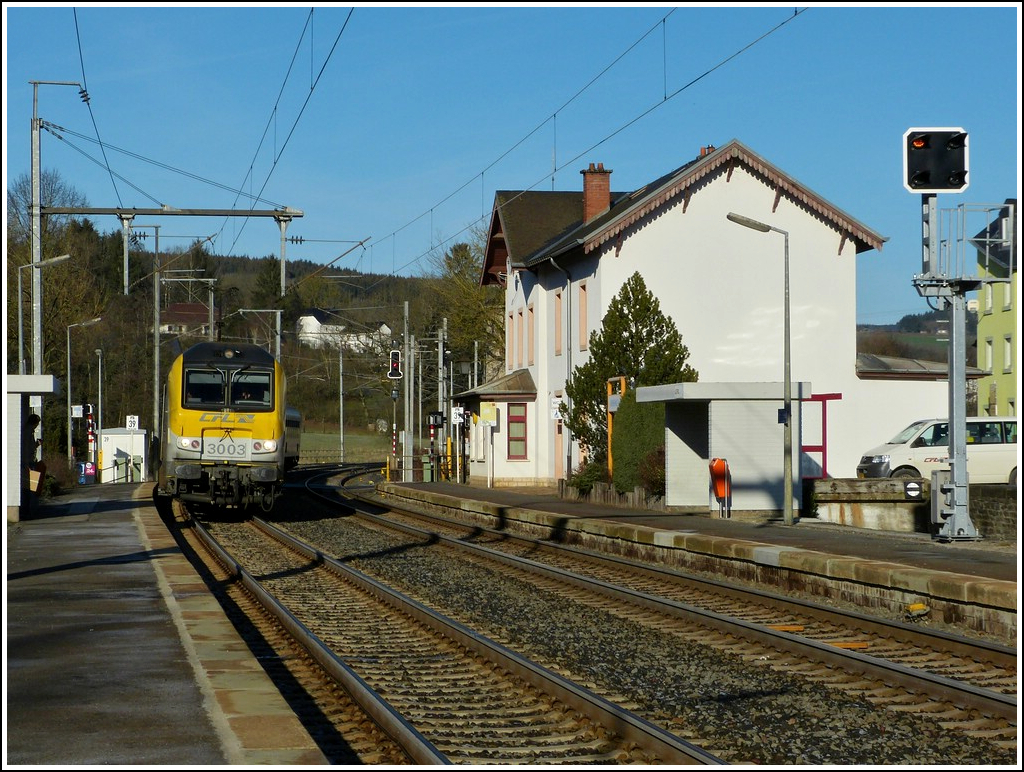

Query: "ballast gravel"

xmin=280 ymin=513 xmax=1015 ymax=766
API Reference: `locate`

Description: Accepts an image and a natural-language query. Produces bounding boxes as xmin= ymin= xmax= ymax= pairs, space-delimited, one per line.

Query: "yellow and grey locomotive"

xmin=157 ymin=342 xmax=288 ymax=510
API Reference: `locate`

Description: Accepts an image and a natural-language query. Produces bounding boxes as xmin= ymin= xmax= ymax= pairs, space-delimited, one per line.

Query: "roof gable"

xmin=482 ymin=191 xmax=580 ymax=286
xmin=569 ymin=139 xmax=886 ymax=261
xmin=482 ymin=140 xmax=888 ymax=282
xmin=162 ymin=302 xmax=212 ymax=323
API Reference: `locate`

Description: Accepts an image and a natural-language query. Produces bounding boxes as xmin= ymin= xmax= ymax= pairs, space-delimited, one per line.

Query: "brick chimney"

xmin=581 ymin=162 xmax=612 ymax=222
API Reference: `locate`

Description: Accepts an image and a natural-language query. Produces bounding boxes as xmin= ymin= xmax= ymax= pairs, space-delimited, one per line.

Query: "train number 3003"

xmin=204 ymin=440 xmax=250 ymax=459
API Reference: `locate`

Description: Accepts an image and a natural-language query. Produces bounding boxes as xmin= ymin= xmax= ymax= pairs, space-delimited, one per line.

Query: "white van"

xmin=856 ymin=416 xmax=1017 ymax=485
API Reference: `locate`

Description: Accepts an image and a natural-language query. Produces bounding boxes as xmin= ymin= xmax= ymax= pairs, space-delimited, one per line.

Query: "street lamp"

xmin=18 ymin=254 xmax=70 ymax=374
xmin=726 ymin=212 xmax=794 ymax=526
xmin=67 ymin=317 xmax=102 ymax=466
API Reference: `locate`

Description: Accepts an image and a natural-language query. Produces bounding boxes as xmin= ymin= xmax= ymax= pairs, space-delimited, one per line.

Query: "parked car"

xmin=856 ymin=416 xmax=1017 ymax=485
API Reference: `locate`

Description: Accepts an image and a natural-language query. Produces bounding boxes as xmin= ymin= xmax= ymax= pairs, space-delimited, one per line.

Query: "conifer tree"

xmin=562 ymin=271 xmax=697 ymax=463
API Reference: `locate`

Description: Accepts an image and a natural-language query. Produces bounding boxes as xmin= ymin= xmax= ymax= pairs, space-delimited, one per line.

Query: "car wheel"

xmin=891 ymin=467 xmax=921 ymax=479
xmin=1010 ymin=468 xmax=1017 ymax=487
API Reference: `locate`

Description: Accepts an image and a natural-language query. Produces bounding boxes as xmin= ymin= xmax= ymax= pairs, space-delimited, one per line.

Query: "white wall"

xmin=589 ymin=167 xmax=947 ymax=478
xmin=492 ymin=161 xmax=949 ymax=485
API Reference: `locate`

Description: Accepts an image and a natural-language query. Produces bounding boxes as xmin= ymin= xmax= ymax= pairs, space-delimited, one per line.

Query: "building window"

xmin=1004 ymin=281 xmax=1013 ymax=310
xmin=528 ymin=304 xmax=535 ymax=366
xmin=507 ymin=403 xmax=527 ymax=459
xmin=506 ymin=312 xmax=513 ymax=369
xmin=1004 ymin=334 xmax=1013 ymax=374
xmin=984 ymin=283 xmax=993 ymax=314
xmin=578 ymin=282 xmax=588 ymax=351
xmin=554 ymin=290 xmax=563 ymax=356
xmin=516 ymin=309 xmax=524 ymax=368
xmin=985 ymin=337 xmax=993 ymax=372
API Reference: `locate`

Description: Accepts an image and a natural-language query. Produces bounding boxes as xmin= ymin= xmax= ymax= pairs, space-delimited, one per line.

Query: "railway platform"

xmin=4 ymin=481 xmax=328 ymax=767
xmin=372 ymin=480 xmax=1019 ymax=643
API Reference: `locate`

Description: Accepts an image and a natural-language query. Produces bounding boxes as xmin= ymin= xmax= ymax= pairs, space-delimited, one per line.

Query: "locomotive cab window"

xmin=231 ymin=371 xmax=273 ymax=409
xmin=183 ymin=370 xmax=225 ymax=407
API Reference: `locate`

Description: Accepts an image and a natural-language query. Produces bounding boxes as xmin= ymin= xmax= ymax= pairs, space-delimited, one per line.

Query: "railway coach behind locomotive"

xmin=156 ymin=342 xmax=290 ymax=510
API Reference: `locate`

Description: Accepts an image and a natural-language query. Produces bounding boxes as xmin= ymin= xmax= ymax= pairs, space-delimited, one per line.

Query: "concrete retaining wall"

xmin=374 ymin=483 xmax=1016 ymax=643
xmin=812 ymin=479 xmax=1017 ymax=540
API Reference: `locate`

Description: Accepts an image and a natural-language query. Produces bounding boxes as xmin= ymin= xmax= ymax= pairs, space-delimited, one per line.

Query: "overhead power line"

xmin=372 ymin=6 xmax=808 ymax=281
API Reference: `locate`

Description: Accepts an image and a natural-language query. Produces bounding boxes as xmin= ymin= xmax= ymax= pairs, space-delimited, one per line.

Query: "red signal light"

xmin=388 ymin=349 xmax=402 ymax=379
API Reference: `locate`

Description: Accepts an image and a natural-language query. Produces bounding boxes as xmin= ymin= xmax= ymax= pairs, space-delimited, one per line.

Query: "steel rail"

xmin=253 ymin=515 xmax=725 ymax=765
xmin=322 ymin=481 xmax=1016 ymax=723
xmin=186 ymin=514 xmax=450 ymax=765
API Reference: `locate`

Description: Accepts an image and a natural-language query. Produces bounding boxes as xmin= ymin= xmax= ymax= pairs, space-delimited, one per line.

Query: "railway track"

xmin=179 ymin=497 xmax=721 ymax=764
xmin=259 ymin=469 xmax=1017 ymax=764
xmin=171 ymin=464 xmax=1016 ymax=764
xmin=164 ymin=498 xmax=414 ymax=765
xmin=339 ymin=485 xmax=1017 ymax=698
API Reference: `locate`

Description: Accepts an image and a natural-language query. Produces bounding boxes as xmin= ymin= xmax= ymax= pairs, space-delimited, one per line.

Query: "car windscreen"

xmin=889 ymin=420 xmax=931 ymax=445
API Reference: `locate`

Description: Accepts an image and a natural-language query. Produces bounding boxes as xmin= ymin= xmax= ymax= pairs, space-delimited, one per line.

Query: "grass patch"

xmin=300 ymin=428 xmax=390 ymax=463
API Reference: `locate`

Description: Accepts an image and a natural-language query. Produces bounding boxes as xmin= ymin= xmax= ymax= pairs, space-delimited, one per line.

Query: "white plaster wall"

xmin=585 ymin=166 xmax=947 ymax=478
xmin=490 ymin=162 xmax=949 ymax=485
xmin=664 ymin=402 xmax=709 ymax=507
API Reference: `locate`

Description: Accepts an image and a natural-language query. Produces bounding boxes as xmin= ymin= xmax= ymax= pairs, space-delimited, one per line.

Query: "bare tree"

xmin=427 ymin=224 xmax=504 ymax=383
xmin=6 ymin=169 xmax=89 ymax=245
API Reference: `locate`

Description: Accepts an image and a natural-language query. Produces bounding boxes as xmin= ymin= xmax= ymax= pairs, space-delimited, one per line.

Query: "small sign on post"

xmin=480 ymin=401 xmax=497 ymax=427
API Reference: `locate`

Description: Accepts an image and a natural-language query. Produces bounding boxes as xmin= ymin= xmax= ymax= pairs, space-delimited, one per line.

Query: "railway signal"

xmin=388 ymin=349 xmax=403 ymax=379
xmin=903 ymin=128 xmax=969 ymax=194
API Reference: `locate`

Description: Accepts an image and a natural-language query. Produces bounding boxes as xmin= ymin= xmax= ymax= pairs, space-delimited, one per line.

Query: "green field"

xmin=299 ymin=428 xmax=391 ymax=463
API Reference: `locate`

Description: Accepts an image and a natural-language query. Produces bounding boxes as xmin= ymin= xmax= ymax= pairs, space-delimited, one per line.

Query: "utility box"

xmin=99 ymin=428 xmax=148 ymax=483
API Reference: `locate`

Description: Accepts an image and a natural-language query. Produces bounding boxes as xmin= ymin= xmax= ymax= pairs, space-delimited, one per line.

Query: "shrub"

xmin=37 ymin=452 xmax=71 ymax=498
xmin=569 ymin=460 xmax=609 ymax=495
xmin=637 ymin=446 xmax=666 ymax=498
xmin=611 ymin=389 xmax=665 ymax=495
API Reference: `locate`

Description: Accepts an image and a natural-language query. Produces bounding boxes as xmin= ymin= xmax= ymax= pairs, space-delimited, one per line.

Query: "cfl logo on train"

xmin=199 ymin=413 xmax=255 ymax=423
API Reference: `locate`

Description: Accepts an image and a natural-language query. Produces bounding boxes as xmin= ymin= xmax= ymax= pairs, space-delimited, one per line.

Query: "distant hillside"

xmin=206 ymin=254 xmax=434 ymax=329
xmin=857 ymin=308 xmax=977 ymax=363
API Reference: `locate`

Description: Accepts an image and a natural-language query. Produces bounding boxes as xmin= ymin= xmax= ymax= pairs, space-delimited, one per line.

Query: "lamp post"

xmin=67 ymin=317 xmax=102 ymax=466
xmin=30 ymin=79 xmax=86 ymax=376
xmin=18 ymin=254 xmax=70 ymax=374
xmin=95 ymin=348 xmax=104 ymax=473
xmin=726 ymin=212 xmax=794 ymax=526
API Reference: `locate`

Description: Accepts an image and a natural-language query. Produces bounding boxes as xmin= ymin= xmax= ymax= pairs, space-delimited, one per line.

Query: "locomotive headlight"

xmin=254 ymin=439 xmax=277 ymax=452
xmin=178 ymin=436 xmax=200 ymax=450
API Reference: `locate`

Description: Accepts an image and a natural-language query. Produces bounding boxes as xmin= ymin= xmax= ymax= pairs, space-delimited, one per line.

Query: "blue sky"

xmin=4 ymin=3 xmax=1020 ymax=325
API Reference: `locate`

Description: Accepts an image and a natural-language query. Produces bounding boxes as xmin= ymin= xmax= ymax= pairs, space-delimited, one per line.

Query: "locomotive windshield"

xmin=183 ymin=367 xmax=273 ymax=410
xmin=183 ymin=370 xmax=224 ymax=406
xmin=230 ymin=371 xmax=273 ymax=408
